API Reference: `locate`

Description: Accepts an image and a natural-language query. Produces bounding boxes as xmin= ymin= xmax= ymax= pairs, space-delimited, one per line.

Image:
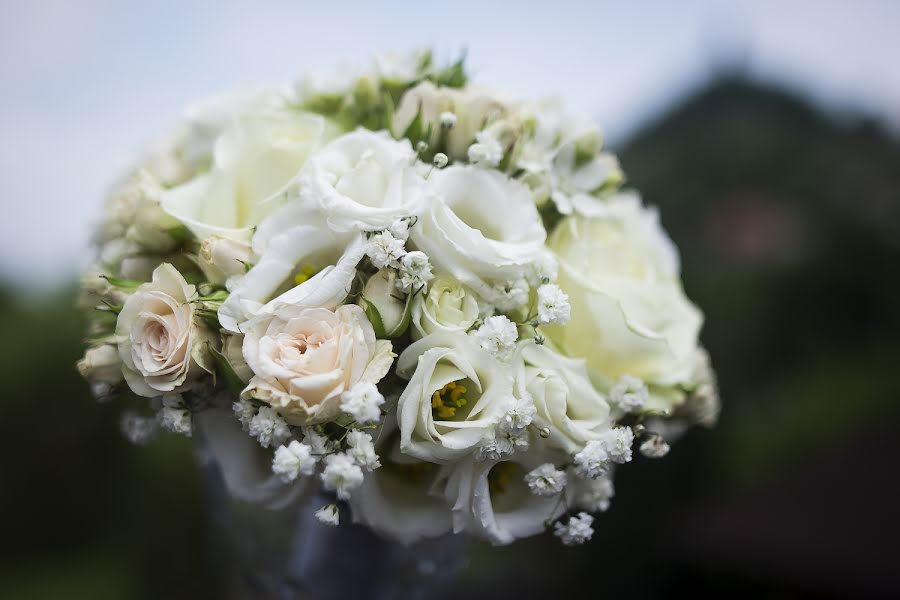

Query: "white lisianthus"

xmin=162 ymin=108 xmax=334 ymax=242
xmin=347 ymin=418 xmax=453 ymax=545
xmin=241 ymin=304 xmax=395 ymax=425
xmin=442 ymin=454 xmax=566 ymax=545
xmin=396 ymin=331 xmax=513 ymax=463
xmin=516 ymin=342 xmax=612 ymax=455
xmin=298 ymin=130 xmax=424 ymax=233
xmin=411 ymin=166 xmax=546 ymax=298
xmin=115 ymin=263 xmax=215 ymax=397
xmin=410 ymin=275 xmax=480 ymax=339
xmin=545 ymin=193 xmax=704 ymax=410
xmin=198 ymin=235 xmax=253 ymax=287
xmin=391 ymin=81 xmax=510 ymax=159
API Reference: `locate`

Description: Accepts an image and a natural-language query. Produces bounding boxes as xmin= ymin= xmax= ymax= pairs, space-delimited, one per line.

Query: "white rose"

xmin=410 ymin=165 xmax=546 ymax=299
xmin=347 ymin=416 xmax=453 ymax=545
xmin=358 ymin=269 xmax=406 ymax=335
xmin=77 ymin=344 xmax=123 ymax=385
xmin=441 ymin=453 xmax=565 ymax=545
xmin=116 ymin=263 xmax=214 ymax=397
xmin=516 ymin=342 xmax=612 ymax=455
xmin=198 ymin=235 xmax=253 ymax=287
xmin=545 ymin=193 xmax=703 ymax=408
xmin=391 ymin=81 xmax=510 ymax=159
xmin=298 ymin=129 xmax=424 ymax=233
xmin=217 ymin=199 xmax=363 ymax=332
xmin=162 ymin=109 xmax=335 ymax=242
xmin=241 ymin=304 xmax=395 ymax=425
xmin=396 ymin=331 xmax=512 ymax=463
xmin=411 ymin=275 xmax=479 ymax=339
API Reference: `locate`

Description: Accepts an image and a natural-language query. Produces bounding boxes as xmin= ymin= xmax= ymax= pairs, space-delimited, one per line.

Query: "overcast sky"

xmin=2 ymin=0 xmax=898 ymax=285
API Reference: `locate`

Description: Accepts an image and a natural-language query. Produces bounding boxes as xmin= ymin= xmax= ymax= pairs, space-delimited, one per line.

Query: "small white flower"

xmin=473 ymin=315 xmax=518 ymax=359
xmin=439 ymin=111 xmax=457 ymax=128
xmin=554 ymin=512 xmax=594 ymax=546
xmin=397 ymin=251 xmax=433 ymax=291
xmin=526 ymin=254 xmax=558 ymax=286
xmin=639 ymin=435 xmax=671 ymax=459
xmin=248 ymin=406 xmax=291 ymax=448
xmin=302 ymin=426 xmax=334 ymax=456
xmin=432 ymin=152 xmax=449 ymax=168
xmin=159 ymin=395 xmax=192 ymax=437
xmin=232 ymin=399 xmax=256 ymax=432
xmin=340 ymin=382 xmax=385 ymax=425
xmin=346 ymin=430 xmax=381 ymax=471
xmin=489 ymin=277 xmax=530 ymax=312
xmin=609 ymin=375 xmax=648 ymax=413
xmin=497 ymin=394 xmax=536 ymax=436
xmin=536 ymin=284 xmax=571 ymax=325
xmin=476 ymin=429 xmax=529 ymax=461
xmin=387 ymin=217 xmax=411 ymax=241
xmin=365 ymin=230 xmax=406 ymax=269
xmin=571 ymin=472 xmax=615 ymax=512
xmin=573 ymin=439 xmax=610 ymax=479
xmin=315 ymin=503 xmax=340 ymax=526
xmin=525 ymin=463 xmax=567 ymax=497
xmin=320 ymin=452 xmax=364 ymax=500
xmin=467 ymin=131 xmax=504 ymax=167
xmin=272 ymin=440 xmax=316 ymax=483
xmin=603 ymin=426 xmax=635 ymax=464
xmin=119 ymin=411 xmax=158 ymax=445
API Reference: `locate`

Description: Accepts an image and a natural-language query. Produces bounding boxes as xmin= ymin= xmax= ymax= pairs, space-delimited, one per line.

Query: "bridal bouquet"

xmin=77 ymin=51 xmax=719 ymax=546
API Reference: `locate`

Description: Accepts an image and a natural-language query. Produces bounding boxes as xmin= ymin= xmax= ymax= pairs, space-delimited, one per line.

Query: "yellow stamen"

xmin=431 ymin=381 xmax=468 ymax=420
xmin=488 ymin=462 xmax=517 ymax=496
xmin=294 ymin=265 xmax=317 ymax=285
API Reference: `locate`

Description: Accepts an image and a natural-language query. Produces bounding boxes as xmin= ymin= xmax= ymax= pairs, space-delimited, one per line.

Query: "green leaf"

xmin=100 ymin=275 xmax=142 ymax=291
xmin=384 ymin=291 xmax=415 ymax=338
xmin=209 ymin=344 xmax=246 ymax=395
xmin=359 ymin=297 xmax=388 ymax=339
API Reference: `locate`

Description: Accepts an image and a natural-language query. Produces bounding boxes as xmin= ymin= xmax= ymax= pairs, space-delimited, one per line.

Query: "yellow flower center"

xmin=431 ymin=381 xmax=468 ymax=420
xmin=488 ymin=462 xmax=517 ymax=496
xmin=294 ymin=265 xmax=317 ymax=285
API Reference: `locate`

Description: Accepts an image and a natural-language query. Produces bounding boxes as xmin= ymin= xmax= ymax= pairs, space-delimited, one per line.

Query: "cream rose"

xmin=410 ymin=165 xmax=547 ymax=300
xmin=441 ymin=452 xmax=566 ymax=545
xmin=516 ymin=342 xmax=612 ymax=455
xmin=77 ymin=344 xmax=123 ymax=389
xmin=410 ymin=275 xmax=479 ymax=339
xmin=198 ymin=235 xmax=253 ymax=287
xmin=358 ymin=269 xmax=406 ymax=334
xmin=116 ymin=263 xmax=214 ymax=397
xmin=297 ymin=129 xmax=424 ymax=233
xmin=391 ymin=81 xmax=510 ymax=159
xmin=396 ymin=331 xmax=512 ymax=463
xmin=162 ymin=108 xmax=335 ymax=242
xmin=545 ymin=193 xmax=703 ymax=408
xmin=241 ymin=304 xmax=395 ymax=425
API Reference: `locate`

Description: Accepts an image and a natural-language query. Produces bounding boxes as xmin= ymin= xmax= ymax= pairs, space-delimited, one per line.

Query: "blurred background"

xmin=2 ymin=1 xmax=899 ymax=598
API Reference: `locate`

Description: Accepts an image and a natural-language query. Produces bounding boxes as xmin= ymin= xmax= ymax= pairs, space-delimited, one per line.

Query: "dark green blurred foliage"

xmin=2 ymin=77 xmax=899 ymax=598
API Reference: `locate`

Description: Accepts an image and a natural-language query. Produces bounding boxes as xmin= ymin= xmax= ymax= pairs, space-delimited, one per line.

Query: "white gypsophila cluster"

xmin=639 ymin=435 xmax=671 ymax=459
xmin=609 ymin=375 xmax=649 ymax=413
xmin=387 ymin=217 xmax=411 ymax=241
xmin=158 ymin=394 xmax=192 ymax=436
xmin=302 ymin=426 xmax=335 ymax=456
xmin=439 ymin=111 xmax=458 ymax=128
xmin=498 ymin=394 xmax=536 ymax=436
xmin=489 ymin=277 xmax=530 ymax=312
xmin=476 ymin=429 xmax=529 ymax=461
xmin=365 ymin=230 xmax=406 ymax=269
xmin=120 ymin=411 xmax=158 ymax=445
xmin=339 ymin=382 xmax=385 ymax=425
xmin=346 ymin=430 xmax=381 ymax=471
xmin=572 ymin=426 xmax=634 ymax=480
xmin=527 ymin=254 xmax=559 ymax=287
xmin=572 ymin=472 xmax=615 ymax=512
xmin=525 ymin=463 xmax=567 ymax=497
xmin=554 ymin=512 xmax=595 ymax=546
xmin=536 ymin=284 xmax=571 ymax=325
xmin=473 ymin=315 xmax=518 ymax=359
xmin=249 ymin=406 xmax=291 ymax=448
xmin=604 ymin=426 xmax=635 ymax=464
xmin=315 ymin=503 xmax=340 ymax=526
xmin=320 ymin=452 xmax=364 ymax=500
xmin=467 ymin=131 xmax=504 ymax=166
xmin=397 ymin=251 xmax=433 ymax=291
xmin=271 ymin=440 xmax=317 ymax=483
xmin=232 ymin=399 xmax=256 ymax=431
